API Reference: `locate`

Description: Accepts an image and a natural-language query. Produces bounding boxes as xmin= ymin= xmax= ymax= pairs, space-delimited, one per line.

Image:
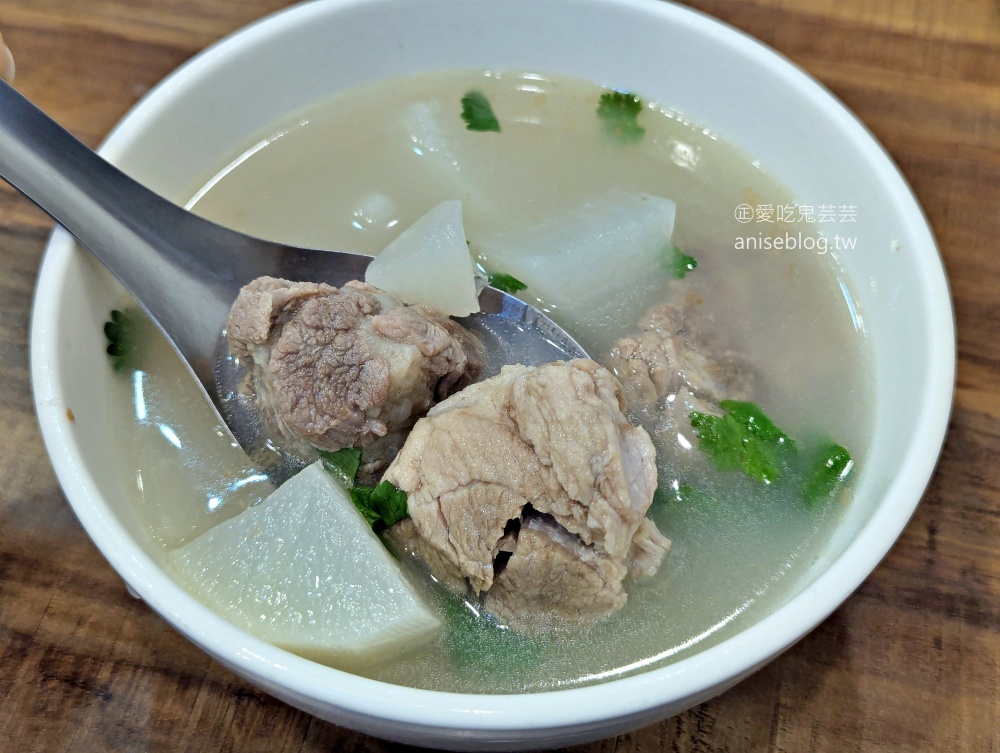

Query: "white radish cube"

xmin=366 ymin=200 xmax=481 ymax=317
xmin=475 ymin=191 xmax=676 ymax=313
xmin=397 ymin=101 xmax=499 ymax=211
xmin=167 ymin=462 xmax=441 ymax=670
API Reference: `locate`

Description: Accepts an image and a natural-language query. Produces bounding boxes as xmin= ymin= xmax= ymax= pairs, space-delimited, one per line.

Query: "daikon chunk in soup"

xmin=105 ymin=70 xmax=870 ymax=693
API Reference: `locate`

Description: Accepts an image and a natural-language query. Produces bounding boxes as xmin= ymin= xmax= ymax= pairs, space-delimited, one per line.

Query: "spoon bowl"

xmin=0 ymin=78 xmax=587 ymax=456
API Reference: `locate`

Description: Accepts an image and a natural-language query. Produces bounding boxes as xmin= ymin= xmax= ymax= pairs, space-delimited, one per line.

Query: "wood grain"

xmin=0 ymin=1 xmax=997 ymax=751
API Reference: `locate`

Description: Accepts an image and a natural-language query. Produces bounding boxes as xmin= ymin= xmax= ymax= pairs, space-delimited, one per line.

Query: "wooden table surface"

xmin=0 ymin=1 xmax=997 ymax=751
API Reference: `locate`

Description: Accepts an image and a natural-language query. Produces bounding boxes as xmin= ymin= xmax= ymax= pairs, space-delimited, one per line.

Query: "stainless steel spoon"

xmin=0 ymin=79 xmax=587 ymax=455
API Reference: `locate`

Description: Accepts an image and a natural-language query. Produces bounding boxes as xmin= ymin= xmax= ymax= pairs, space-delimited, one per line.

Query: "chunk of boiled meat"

xmin=606 ymin=292 xmax=755 ymax=408
xmin=485 ymin=515 xmax=628 ymax=630
xmin=606 ymin=291 xmax=756 ymax=468
xmin=383 ymin=359 xmax=669 ymax=633
xmin=226 ymin=277 xmax=483 ymax=453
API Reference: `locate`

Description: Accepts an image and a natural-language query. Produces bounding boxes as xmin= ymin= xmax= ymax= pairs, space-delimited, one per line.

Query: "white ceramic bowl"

xmin=30 ymin=0 xmax=954 ymax=749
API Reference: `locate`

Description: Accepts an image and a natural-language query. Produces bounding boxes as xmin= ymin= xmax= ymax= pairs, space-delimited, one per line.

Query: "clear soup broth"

xmin=109 ymin=70 xmax=871 ymax=692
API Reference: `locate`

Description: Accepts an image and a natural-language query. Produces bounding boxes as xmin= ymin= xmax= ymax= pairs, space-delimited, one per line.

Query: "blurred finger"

xmin=0 ymin=31 xmax=14 ymax=82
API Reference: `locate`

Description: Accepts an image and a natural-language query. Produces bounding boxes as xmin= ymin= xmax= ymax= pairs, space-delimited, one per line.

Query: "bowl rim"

xmin=30 ymin=0 xmax=956 ymax=735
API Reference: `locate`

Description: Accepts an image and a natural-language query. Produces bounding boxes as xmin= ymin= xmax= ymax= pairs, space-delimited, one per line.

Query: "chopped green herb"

xmin=444 ymin=597 xmax=542 ymax=674
xmin=721 ymin=400 xmax=796 ymax=448
xmin=652 ymin=486 xmax=672 ymax=507
xmin=597 ymin=90 xmax=645 ymax=142
xmin=488 ymin=272 xmax=527 ymax=294
xmin=350 ymin=480 xmax=408 ymax=530
xmin=461 ymin=90 xmax=501 ymax=132
xmin=318 ymin=447 xmax=362 ymax=487
xmin=103 ymin=308 xmax=140 ymax=373
xmin=690 ymin=400 xmax=854 ymax=506
xmin=668 ymin=245 xmax=698 ymax=278
xmin=801 ymin=443 xmax=853 ymax=506
xmin=689 ymin=400 xmax=795 ymax=484
xmin=675 ymin=483 xmax=719 ymax=507
xmin=654 ymin=483 xmax=718 ymax=508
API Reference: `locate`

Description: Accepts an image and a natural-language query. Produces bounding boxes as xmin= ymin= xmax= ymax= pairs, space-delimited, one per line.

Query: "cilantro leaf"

xmin=675 ymin=483 xmax=719 ymax=507
xmin=654 ymin=483 xmax=718 ymax=508
xmin=348 ymin=491 xmax=382 ymax=526
xmin=668 ymin=245 xmax=698 ymax=278
xmin=103 ymin=308 xmax=141 ymax=373
xmin=318 ymin=447 xmax=362 ymax=487
xmin=461 ymin=91 xmax=501 ymax=132
xmin=443 ymin=596 xmax=543 ymax=674
xmin=488 ymin=272 xmax=527 ymax=294
xmin=652 ymin=486 xmax=672 ymax=507
xmin=801 ymin=443 xmax=853 ymax=506
xmin=690 ymin=401 xmax=854 ymax=506
xmin=689 ymin=412 xmax=743 ymax=473
xmin=719 ymin=400 xmax=796 ymax=449
xmin=350 ymin=481 xmax=409 ymax=531
xmin=597 ymin=91 xmax=645 ymax=142
xmin=690 ymin=401 xmax=795 ymax=484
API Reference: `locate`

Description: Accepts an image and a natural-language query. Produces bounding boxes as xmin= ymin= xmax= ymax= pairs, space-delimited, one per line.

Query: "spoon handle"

xmin=0 ymin=79 xmax=227 ymax=376
xmin=0 ymin=79 xmax=370 ymax=385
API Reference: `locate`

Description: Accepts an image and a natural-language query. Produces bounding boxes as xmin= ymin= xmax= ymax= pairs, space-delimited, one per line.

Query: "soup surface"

xmin=108 ymin=70 xmax=871 ymax=693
